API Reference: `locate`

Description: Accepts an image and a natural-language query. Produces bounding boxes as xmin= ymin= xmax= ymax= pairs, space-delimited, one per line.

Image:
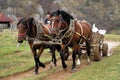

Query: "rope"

xmin=35 ymin=21 xmax=52 ymax=41
xmin=60 ymin=20 xmax=75 ymax=47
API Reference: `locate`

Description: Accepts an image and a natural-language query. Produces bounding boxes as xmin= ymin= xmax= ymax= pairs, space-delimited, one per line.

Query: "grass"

xmin=105 ymin=34 xmax=120 ymax=41
xmin=0 ymin=29 xmax=33 ymax=77
xmin=67 ymin=45 xmax=120 ymax=80
xmin=0 ymin=29 xmax=59 ymax=77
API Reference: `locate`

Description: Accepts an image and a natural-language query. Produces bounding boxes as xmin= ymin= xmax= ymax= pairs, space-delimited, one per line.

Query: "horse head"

xmin=17 ymin=17 xmax=36 ymax=43
xmin=49 ymin=10 xmax=74 ymax=38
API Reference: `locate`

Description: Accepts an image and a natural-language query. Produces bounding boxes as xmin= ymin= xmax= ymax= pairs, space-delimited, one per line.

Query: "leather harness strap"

xmin=75 ymin=21 xmax=87 ymax=40
xmin=76 ymin=21 xmax=83 ymax=35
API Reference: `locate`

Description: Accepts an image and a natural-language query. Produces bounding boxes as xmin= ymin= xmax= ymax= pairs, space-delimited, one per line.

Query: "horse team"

xmin=17 ymin=10 xmax=92 ymax=74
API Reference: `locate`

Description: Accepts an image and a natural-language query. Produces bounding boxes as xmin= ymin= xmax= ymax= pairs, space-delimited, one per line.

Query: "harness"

xmin=54 ymin=19 xmax=88 ymax=47
xmin=75 ymin=20 xmax=87 ymax=44
xmin=35 ymin=21 xmax=52 ymax=40
xmin=18 ymin=18 xmax=53 ymax=44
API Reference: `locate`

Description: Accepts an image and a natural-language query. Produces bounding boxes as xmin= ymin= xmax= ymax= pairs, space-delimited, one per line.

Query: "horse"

xmin=49 ymin=10 xmax=92 ymax=72
xmin=17 ymin=17 xmax=61 ymax=74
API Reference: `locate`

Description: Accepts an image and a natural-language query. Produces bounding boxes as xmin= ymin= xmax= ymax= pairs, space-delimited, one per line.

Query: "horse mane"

xmin=51 ymin=10 xmax=74 ymax=26
xmin=27 ymin=17 xmax=36 ymax=36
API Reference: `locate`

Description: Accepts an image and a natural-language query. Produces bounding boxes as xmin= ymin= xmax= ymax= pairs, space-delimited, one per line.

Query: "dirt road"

xmin=1 ymin=41 xmax=120 ymax=80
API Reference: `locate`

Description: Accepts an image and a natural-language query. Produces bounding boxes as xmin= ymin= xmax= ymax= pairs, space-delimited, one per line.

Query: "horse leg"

xmin=86 ymin=40 xmax=91 ymax=64
xmin=64 ymin=47 xmax=69 ymax=61
xmin=32 ymin=45 xmax=45 ymax=74
xmin=77 ymin=49 xmax=82 ymax=66
xmin=38 ymin=46 xmax=45 ymax=68
xmin=72 ymin=45 xmax=79 ymax=72
xmin=55 ymin=45 xmax=67 ymax=68
xmin=49 ymin=45 xmax=53 ymax=53
xmin=72 ymin=50 xmax=77 ymax=72
xmin=60 ymin=50 xmax=67 ymax=69
xmin=28 ymin=42 xmax=39 ymax=74
xmin=51 ymin=46 xmax=57 ymax=67
xmin=32 ymin=46 xmax=39 ymax=74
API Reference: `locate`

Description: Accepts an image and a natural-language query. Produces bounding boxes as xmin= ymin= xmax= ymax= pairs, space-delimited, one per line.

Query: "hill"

xmin=0 ymin=0 xmax=120 ymax=34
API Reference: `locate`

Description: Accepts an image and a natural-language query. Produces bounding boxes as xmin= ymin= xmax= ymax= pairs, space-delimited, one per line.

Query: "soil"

xmin=0 ymin=41 xmax=120 ymax=80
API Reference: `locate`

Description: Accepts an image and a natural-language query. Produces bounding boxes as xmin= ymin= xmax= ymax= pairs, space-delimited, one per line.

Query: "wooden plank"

xmin=33 ymin=40 xmax=61 ymax=46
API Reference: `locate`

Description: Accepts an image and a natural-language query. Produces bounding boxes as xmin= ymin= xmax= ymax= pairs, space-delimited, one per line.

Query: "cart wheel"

xmin=93 ymin=46 xmax=101 ymax=61
xmin=102 ymin=43 xmax=108 ymax=56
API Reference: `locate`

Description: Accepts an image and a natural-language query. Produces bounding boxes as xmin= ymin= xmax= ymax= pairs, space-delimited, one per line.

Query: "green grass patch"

xmin=68 ymin=45 xmax=120 ymax=80
xmin=0 ymin=29 xmax=30 ymax=56
xmin=0 ymin=29 xmax=33 ymax=77
xmin=105 ymin=34 xmax=120 ymax=41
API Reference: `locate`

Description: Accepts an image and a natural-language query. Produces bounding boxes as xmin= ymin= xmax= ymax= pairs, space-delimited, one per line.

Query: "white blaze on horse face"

xmin=16 ymin=43 xmax=21 ymax=48
xmin=51 ymin=20 xmax=54 ymax=29
xmin=77 ymin=58 xmax=81 ymax=66
xmin=51 ymin=17 xmax=56 ymax=29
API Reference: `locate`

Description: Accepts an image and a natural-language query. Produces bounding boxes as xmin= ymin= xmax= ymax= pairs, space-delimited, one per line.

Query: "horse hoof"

xmin=63 ymin=64 xmax=67 ymax=69
xmin=50 ymin=64 xmax=57 ymax=69
xmin=39 ymin=62 xmax=45 ymax=68
xmin=53 ymin=64 xmax=57 ymax=68
xmin=71 ymin=68 xmax=76 ymax=73
xmin=86 ymin=62 xmax=90 ymax=65
xmin=34 ymin=70 xmax=38 ymax=74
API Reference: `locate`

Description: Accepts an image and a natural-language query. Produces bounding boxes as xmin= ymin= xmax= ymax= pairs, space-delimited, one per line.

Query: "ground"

xmin=1 ymin=41 xmax=120 ymax=80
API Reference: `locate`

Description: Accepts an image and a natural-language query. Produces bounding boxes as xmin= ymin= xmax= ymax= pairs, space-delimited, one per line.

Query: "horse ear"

xmin=57 ymin=9 xmax=61 ymax=15
xmin=31 ymin=17 xmax=36 ymax=25
xmin=30 ymin=17 xmax=34 ymax=21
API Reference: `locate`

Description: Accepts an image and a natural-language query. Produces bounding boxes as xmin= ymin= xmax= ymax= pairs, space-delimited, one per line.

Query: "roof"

xmin=0 ymin=13 xmax=13 ymax=22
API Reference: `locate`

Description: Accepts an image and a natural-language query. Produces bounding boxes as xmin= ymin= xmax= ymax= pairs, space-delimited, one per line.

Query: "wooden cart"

xmin=90 ymin=32 xmax=108 ymax=61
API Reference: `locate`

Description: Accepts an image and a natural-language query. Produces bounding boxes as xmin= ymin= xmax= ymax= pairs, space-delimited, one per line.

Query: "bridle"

xmin=50 ymin=14 xmax=69 ymax=37
xmin=18 ymin=19 xmax=30 ymax=40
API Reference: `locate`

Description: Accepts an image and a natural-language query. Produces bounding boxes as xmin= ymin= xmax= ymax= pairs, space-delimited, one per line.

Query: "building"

xmin=0 ymin=13 xmax=13 ymax=29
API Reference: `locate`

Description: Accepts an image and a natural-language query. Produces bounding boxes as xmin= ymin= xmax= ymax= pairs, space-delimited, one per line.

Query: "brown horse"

xmin=49 ymin=10 xmax=92 ymax=72
xmin=17 ymin=17 xmax=61 ymax=74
